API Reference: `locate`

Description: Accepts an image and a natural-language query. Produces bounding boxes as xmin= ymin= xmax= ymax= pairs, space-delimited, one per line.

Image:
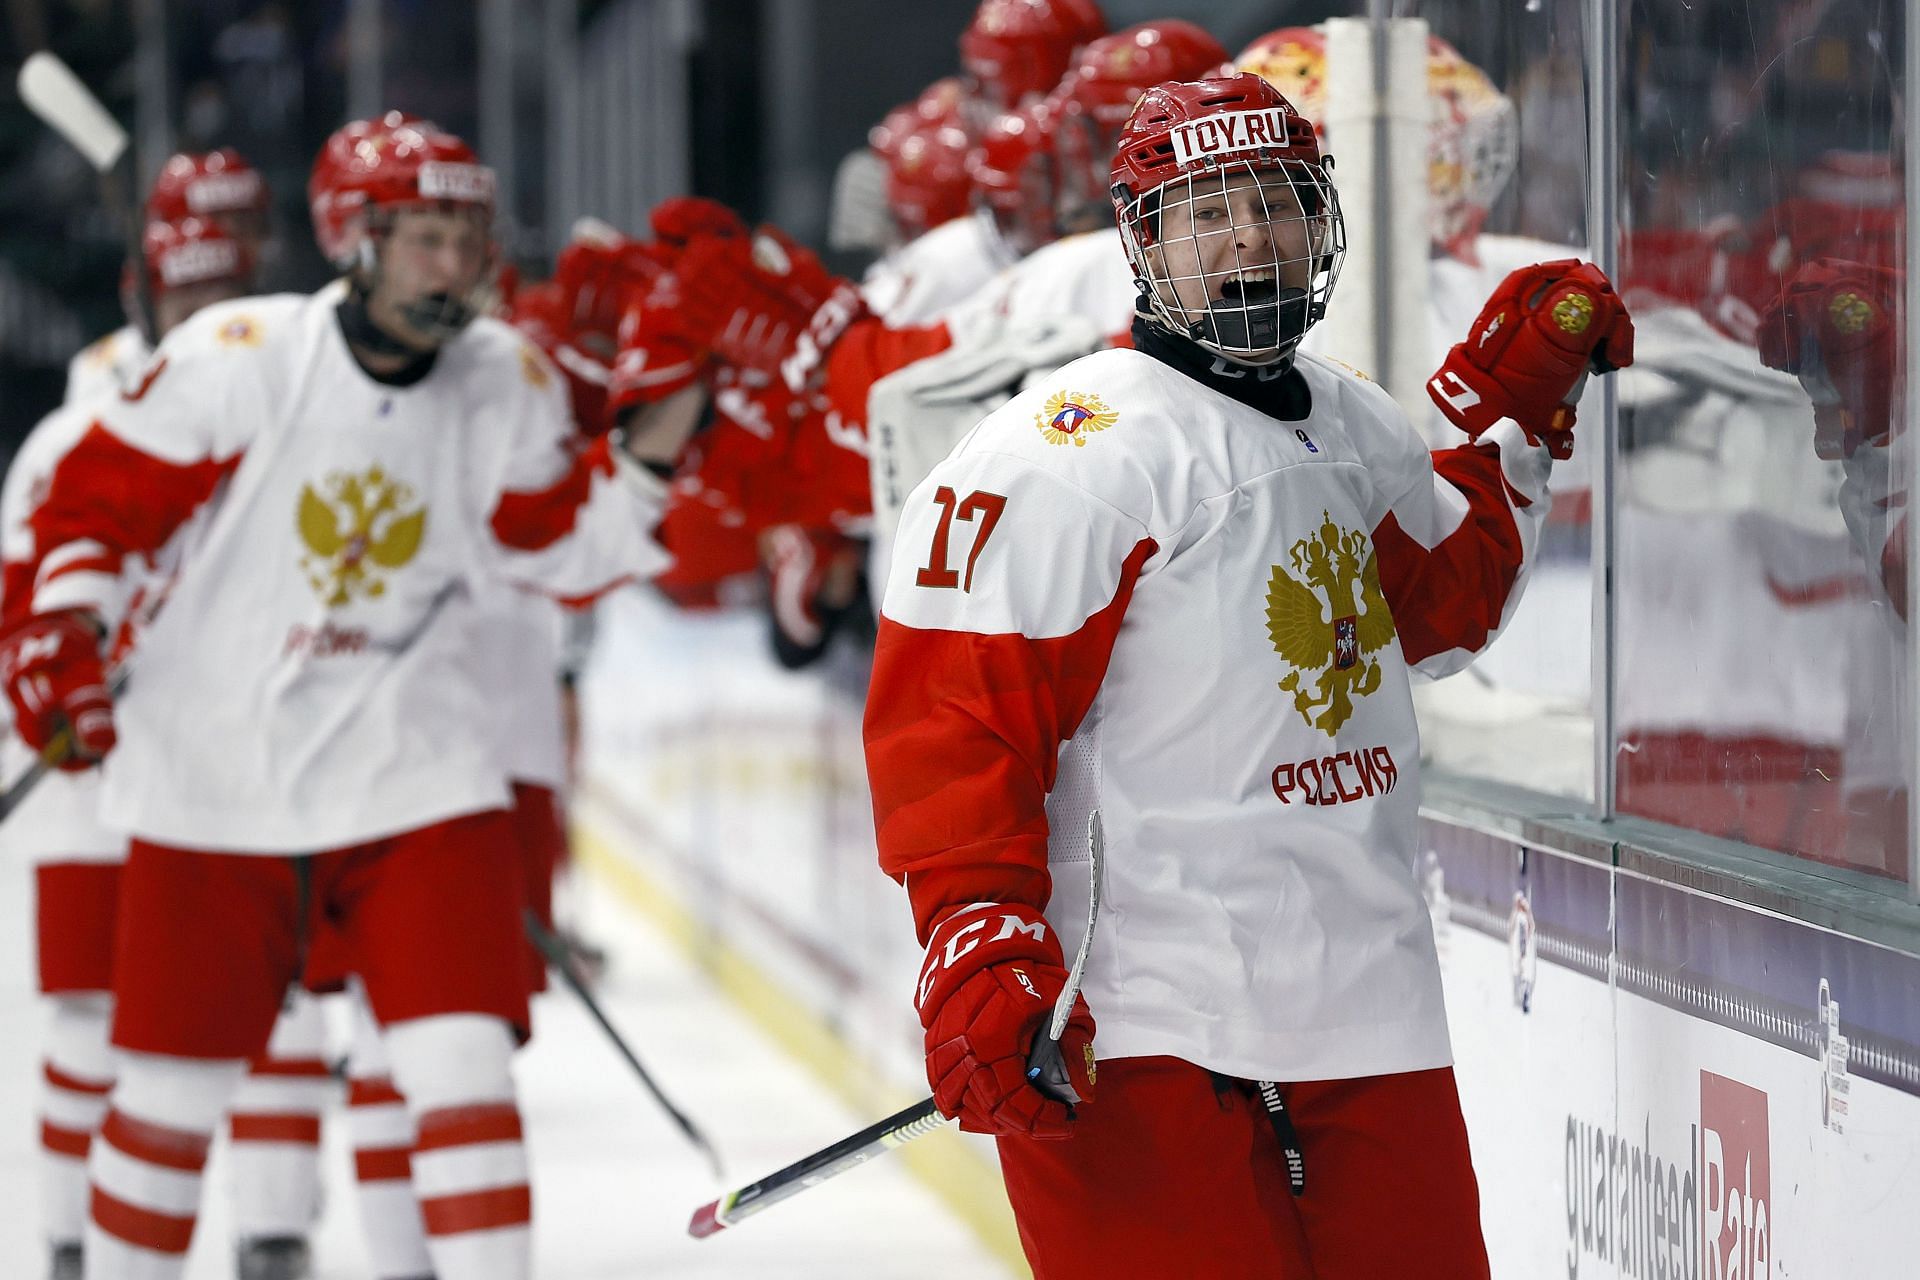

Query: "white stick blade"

xmin=18 ymin=52 xmax=128 ymax=171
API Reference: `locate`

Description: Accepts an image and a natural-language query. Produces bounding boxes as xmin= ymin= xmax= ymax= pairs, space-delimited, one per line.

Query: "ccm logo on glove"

xmin=916 ymin=909 xmax=1048 ymax=1006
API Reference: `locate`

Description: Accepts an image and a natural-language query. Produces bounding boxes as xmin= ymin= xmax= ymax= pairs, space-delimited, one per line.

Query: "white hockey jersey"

xmin=64 ymin=324 xmax=149 ymax=407
xmin=866 ymin=344 xmax=1552 ymax=1082
xmin=861 ymin=211 xmax=1017 ymax=327
xmin=940 ymin=227 xmax=1139 ymax=348
xmin=26 ymin=292 xmax=668 ymax=852
xmin=1 ymin=399 xmax=128 ymax=865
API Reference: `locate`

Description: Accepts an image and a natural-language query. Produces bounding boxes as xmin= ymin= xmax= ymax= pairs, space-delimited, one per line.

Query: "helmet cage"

xmin=1117 ymin=157 xmax=1345 ymax=366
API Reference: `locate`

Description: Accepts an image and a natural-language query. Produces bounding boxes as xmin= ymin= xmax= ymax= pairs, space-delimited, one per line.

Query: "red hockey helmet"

xmin=960 ymin=0 xmax=1108 ymax=113
xmin=1052 ymin=20 xmax=1230 ymax=231
xmin=886 ymin=122 xmax=974 ymax=240
xmin=971 ymin=103 xmax=1060 ymax=254
xmin=145 ymin=148 xmax=270 ymax=243
xmin=871 ymin=78 xmax=972 ymax=162
xmin=308 ymin=112 xmax=496 ymax=269
xmin=1111 ymin=74 xmax=1344 ymax=365
xmin=125 ymin=216 xmax=255 ymax=341
xmin=141 ymin=216 xmax=252 ymax=294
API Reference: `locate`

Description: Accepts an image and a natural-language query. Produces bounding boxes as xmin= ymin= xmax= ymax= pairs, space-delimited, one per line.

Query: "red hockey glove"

xmin=916 ymin=902 xmax=1096 ymax=1139
xmin=607 ymin=270 xmax=709 ymax=414
xmin=672 ymin=227 xmax=869 ymax=389
xmin=1427 ymin=259 xmax=1635 ymax=459
xmin=1 ymin=610 xmax=115 ymax=769
xmin=1756 ymin=259 xmax=1904 ymax=461
xmin=649 ymin=196 xmax=748 ymax=251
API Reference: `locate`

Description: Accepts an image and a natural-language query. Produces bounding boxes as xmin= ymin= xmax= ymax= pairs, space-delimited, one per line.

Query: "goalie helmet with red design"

xmin=308 ymin=111 xmax=498 ymax=343
xmin=145 ymin=148 xmax=271 ymax=248
xmin=1236 ymin=25 xmax=1516 ymax=264
xmin=960 ymin=0 xmax=1108 ymax=116
xmin=1051 ymin=20 xmax=1230 ymax=232
xmin=1111 ymin=73 xmax=1345 ymax=366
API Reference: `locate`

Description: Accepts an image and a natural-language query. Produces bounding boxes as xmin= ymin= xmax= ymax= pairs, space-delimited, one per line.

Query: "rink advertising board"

xmin=1423 ymin=818 xmax=1920 ymax=1279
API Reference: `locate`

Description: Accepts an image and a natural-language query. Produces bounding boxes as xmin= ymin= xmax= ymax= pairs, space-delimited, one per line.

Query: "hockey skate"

xmin=236 ymin=1235 xmax=312 ymax=1280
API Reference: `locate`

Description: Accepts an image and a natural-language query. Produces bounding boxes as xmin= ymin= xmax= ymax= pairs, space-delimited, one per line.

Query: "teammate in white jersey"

xmin=0 ymin=116 xmax=674 ymax=1280
xmin=864 ymin=74 xmax=1633 ymax=1277
xmin=65 ymin=148 xmax=275 ymax=406
xmin=4 ymin=215 xmax=257 ymax=1280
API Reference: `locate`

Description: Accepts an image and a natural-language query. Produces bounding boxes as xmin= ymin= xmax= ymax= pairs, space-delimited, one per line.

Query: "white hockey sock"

xmin=345 ymin=990 xmax=432 ymax=1280
xmin=228 ymin=988 xmax=336 ymax=1240
xmin=386 ymin=1014 xmax=531 ymax=1280
xmin=41 ymin=992 xmax=116 ymax=1248
xmin=85 ymin=1052 xmax=247 ymax=1280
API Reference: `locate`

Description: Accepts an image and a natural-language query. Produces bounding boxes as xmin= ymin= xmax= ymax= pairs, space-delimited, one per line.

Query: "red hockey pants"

xmin=996 ymin=1056 xmax=1490 ymax=1279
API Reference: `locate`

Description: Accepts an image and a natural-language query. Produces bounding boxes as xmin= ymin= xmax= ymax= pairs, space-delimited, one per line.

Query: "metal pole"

xmin=544 ymin=0 xmax=581 ymax=256
xmin=348 ymin=0 xmax=384 ymax=121
xmin=130 ymin=0 xmax=171 ymax=188
xmin=1367 ymin=0 xmax=1393 ymax=413
xmin=1904 ymin=0 xmax=1918 ymax=903
xmin=1586 ymin=0 xmax=1620 ymax=822
xmin=479 ymin=0 xmax=519 ymax=253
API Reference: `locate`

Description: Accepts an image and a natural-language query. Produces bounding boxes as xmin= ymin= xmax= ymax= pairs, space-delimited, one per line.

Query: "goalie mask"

xmin=1236 ymin=26 xmax=1517 ymax=264
xmin=308 ymin=112 xmax=498 ymax=344
xmin=1111 ymin=74 xmax=1345 ymax=367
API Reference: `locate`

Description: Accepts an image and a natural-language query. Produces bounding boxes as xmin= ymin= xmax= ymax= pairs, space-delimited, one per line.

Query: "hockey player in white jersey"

xmin=864 ymin=74 xmax=1632 ymax=1277
xmin=0 ymin=116 xmax=673 ymax=1280
xmin=3 ymin=215 xmax=255 ymax=1280
xmin=65 ymin=148 xmax=274 ymax=406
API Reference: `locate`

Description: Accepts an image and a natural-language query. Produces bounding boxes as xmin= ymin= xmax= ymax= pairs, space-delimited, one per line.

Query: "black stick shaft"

xmin=521 ymin=908 xmax=723 ymax=1179
xmin=689 ymin=1098 xmax=947 ymax=1236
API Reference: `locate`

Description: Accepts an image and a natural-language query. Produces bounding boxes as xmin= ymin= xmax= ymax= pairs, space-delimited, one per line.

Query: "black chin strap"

xmin=1132 ymin=315 xmax=1314 ymax=421
xmin=336 ymin=281 xmax=440 ymax=387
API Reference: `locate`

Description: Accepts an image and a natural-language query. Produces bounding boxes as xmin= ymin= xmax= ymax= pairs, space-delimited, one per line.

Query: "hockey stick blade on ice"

xmin=687 ymin=810 xmax=1107 ymax=1239
xmin=17 ymin=53 xmax=128 ymax=172
xmin=522 ymin=908 xmax=724 ymax=1180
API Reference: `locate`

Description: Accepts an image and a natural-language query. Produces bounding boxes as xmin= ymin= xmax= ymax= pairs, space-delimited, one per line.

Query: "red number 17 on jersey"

xmin=916 ymin=486 xmax=1007 ymax=592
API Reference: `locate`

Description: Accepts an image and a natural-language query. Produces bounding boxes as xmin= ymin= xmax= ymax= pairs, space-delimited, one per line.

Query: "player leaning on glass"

xmin=864 ymin=74 xmax=1634 ymax=1277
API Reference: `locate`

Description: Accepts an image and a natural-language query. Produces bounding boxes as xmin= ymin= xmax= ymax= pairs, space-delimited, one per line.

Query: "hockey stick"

xmin=0 ymin=665 xmax=131 ymax=824
xmin=17 ymin=52 xmax=153 ymax=338
xmin=521 ymin=907 xmax=724 ymax=1180
xmin=687 ymin=810 xmax=1107 ymax=1239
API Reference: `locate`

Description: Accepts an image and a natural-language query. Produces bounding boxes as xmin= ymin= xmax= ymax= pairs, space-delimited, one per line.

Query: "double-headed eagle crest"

xmin=297 ymin=465 xmax=427 ymax=607
xmin=1264 ymin=511 xmax=1396 ymax=735
xmin=1035 ymin=390 xmax=1118 ymax=447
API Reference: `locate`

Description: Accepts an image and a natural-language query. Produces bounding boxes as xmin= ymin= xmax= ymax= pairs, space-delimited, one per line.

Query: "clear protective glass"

xmin=1613 ymin=0 xmax=1910 ymax=883
xmin=1406 ymin=2 xmax=1601 ymax=802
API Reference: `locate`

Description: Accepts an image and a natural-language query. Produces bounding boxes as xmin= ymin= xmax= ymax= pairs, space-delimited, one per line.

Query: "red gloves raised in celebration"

xmin=1427 ymin=258 xmax=1635 ymax=458
xmin=915 ymin=902 xmax=1096 ymax=1138
xmin=1 ymin=610 xmax=115 ymax=769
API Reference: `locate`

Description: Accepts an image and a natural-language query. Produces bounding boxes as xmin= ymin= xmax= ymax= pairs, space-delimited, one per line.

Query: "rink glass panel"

xmin=1411 ymin=1 xmax=1599 ymax=804
xmin=1612 ymin=0 xmax=1910 ymax=886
